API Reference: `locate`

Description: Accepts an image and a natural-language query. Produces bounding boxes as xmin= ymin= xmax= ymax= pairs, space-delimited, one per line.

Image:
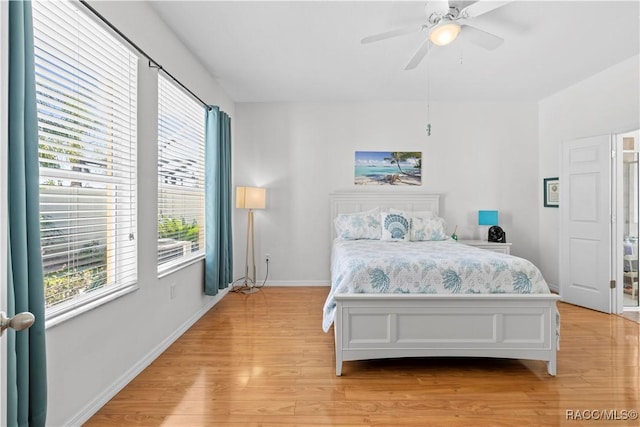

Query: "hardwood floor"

xmin=86 ymin=287 xmax=640 ymax=427
xmin=621 ymin=311 xmax=640 ymax=324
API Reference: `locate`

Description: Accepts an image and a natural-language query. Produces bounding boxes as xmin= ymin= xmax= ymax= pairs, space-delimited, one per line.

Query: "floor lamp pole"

xmin=242 ymin=209 xmax=259 ymax=294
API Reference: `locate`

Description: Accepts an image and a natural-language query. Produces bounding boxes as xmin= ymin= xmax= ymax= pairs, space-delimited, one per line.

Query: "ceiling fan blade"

xmin=460 ymin=0 xmax=512 ymax=18
xmin=460 ymin=24 xmax=503 ymax=50
xmin=404 ymin=40 xmax=432 ymax=70
xmin=425 ymin=0 xmax=450 ymax=18
xmin=361 ymin=25 xmax=423 ymax=44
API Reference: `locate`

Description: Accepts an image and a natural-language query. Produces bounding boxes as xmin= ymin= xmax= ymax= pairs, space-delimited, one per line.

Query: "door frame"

xmin=615 ymin=129 xmax=640 ymax=313
xmin=1 ymin=0 xmax=10 ymax=422
xmin=614 ymin=133 xmax=622 ymax=314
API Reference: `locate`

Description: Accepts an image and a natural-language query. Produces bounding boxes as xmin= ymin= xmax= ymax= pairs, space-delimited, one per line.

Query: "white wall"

xmin=234 ymin=102 xmax=540 ymax=284
xmin=538 ymin=55 xmax=640 ymax=287
xmin=43 ymin=2 xmax=235 ymax=425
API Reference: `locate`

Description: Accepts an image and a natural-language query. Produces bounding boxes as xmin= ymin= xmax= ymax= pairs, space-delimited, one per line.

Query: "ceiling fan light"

xmin=428 ymin=21 xmax=461 ymax=46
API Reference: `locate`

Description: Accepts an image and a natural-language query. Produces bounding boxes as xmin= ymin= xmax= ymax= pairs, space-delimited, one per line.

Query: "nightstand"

xmin=458 ymin=240 xmax=512 ymax=255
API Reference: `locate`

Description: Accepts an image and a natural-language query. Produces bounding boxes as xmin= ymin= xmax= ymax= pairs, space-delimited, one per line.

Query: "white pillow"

xmin=334 ymin=208 xmax=381 ymax=240
xmin=410 ymin=216 xmax=447 ymax=241
xmin=381 ymin=211 xmax=410 ymax=241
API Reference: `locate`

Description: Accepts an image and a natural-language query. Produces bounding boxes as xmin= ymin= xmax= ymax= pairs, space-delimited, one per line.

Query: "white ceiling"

xmin=150 ymin=1 xmax=640 ymax=103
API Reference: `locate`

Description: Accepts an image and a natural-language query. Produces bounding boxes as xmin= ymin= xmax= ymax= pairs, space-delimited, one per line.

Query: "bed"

xmin=325 ymin=192 xmax=560 ymax=376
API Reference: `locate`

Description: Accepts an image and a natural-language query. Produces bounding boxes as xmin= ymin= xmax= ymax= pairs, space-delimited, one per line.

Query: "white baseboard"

xmin=258 ymin=280 xmax=330 ymax=286
xmin=65 ymin=287 xmax=229 ymax=427
xmin=547 ymin=283 xmax=559 ymax=294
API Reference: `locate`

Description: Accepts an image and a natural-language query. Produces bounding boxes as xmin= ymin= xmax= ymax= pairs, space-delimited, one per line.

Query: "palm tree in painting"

xmin=384 ymin=152 xmax=421 ymax=175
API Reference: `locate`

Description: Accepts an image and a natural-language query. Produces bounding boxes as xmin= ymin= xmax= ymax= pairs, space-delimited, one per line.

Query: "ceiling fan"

xmin=361 ymin=0 xmax=512 ymax=70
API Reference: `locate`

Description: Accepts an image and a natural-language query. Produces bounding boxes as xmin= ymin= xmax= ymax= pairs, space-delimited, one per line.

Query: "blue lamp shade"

xmin=478 ymin=210 xmax=499 ymax=226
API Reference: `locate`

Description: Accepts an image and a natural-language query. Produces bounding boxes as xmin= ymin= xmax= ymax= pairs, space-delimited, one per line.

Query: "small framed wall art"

xmin=543 ymin=177 xmax=559 ymax=207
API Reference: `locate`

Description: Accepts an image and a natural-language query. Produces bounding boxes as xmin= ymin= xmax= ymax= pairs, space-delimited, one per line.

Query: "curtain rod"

xmin=79 ymin=0 xmax=210 ymax=109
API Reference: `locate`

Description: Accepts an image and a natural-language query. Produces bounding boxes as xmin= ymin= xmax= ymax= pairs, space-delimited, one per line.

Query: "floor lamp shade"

xmin=236 ymin=186 xmax=266 ymax=210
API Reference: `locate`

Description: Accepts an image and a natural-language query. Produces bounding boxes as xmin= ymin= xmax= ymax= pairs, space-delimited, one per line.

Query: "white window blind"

xmin=33 ymin=0 xmax=138 ymax=317
xmin=157 ymin=75 xmax=205 ymax=270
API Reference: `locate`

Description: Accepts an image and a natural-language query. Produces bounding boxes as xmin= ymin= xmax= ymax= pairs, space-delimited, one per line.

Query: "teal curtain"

xmin=204 ymin=106 xmax=233 ymax=295
xmin=7 ymin=0 xmax=48 ymax=426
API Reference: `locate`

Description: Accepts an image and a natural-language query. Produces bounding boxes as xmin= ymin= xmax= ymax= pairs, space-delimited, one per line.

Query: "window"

xmin=157 ymin=75 xmax=205 ymax=271
xmin=33 ymin=0 xmax=138 ymax=319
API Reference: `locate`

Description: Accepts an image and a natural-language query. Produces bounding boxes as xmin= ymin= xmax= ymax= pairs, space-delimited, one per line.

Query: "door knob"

xmin=0 ymin=311 xmax=35 ymax=336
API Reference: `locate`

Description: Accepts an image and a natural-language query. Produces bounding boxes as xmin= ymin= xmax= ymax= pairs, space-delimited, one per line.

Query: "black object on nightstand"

xmin=488 ymin=226 xmax=506 ymax=243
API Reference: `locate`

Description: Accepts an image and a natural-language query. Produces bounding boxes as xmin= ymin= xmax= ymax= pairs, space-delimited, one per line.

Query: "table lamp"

xmin=478 ymin=210 xmax=505 ymax=243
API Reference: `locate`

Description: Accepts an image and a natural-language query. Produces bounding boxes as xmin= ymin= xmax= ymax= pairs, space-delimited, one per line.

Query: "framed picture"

xmin=354 ymin=151 xmax=422 ymax=186
xmin=544 ymin=177 xmax=559 ymax=207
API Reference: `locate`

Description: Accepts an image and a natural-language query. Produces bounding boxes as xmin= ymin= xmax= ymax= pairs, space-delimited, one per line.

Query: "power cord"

xmin=230 ymin=258 xmax=270 ymax=293
xmin=255 ymin=258 xmax=269 ymax=289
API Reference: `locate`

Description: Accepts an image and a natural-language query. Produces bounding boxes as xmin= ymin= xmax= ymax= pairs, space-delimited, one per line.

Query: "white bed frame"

xmin=329 ymin=192 xmax=560 ymax=376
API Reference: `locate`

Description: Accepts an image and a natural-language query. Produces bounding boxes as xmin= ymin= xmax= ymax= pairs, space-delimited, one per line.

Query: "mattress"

xmin=322 ymin=239 xmax=551 ymax=332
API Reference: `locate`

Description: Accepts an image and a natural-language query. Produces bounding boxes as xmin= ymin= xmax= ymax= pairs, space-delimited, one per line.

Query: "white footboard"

xmin=333 ymin=293 xmax=560 ymax=376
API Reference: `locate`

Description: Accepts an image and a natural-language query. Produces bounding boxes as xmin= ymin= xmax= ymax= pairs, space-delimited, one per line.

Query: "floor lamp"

xmin=236 ymin=186 xmax=266 ymax=293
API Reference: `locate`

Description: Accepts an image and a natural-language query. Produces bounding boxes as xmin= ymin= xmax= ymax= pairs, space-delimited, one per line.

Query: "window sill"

xmin=158 ymin=252 xmax=205 ymax=279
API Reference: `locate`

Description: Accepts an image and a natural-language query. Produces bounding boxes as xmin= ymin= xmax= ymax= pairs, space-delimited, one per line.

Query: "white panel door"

xmin=560 ymin=135 xmax=613 ymax=313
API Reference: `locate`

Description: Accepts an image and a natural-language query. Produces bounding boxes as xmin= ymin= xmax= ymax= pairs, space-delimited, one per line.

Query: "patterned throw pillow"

xmin=334 ymin=208 xmax=381 ymax=240
xmin=381 ymin=212 xmax=410 ymax=241
xmin=410 ymin=216 xmax=447 ymax=241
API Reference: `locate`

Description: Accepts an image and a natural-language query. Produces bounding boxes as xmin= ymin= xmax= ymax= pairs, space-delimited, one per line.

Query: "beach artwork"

xmin=354 ymin=151 xmax=422 ymax=186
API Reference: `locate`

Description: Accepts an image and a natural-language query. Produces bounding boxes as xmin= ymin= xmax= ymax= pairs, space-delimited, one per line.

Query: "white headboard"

xmin=329 ymin=192 xmax=441 ymax=239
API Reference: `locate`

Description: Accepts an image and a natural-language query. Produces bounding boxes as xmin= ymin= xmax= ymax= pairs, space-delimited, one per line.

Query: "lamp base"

xmin=238 ymin=208 xmax=261 ymax=295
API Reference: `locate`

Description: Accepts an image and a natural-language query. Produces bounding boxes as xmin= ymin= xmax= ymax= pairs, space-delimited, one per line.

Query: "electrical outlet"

xmin=265 ymin=254 xmax=271 ymax=264
xmin=170 ymin=283 xmax=176 ymax=299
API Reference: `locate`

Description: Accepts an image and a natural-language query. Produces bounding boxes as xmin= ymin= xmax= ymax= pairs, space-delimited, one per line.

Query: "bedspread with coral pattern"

xmin=322 ymin=239 xmax=551 ymax=332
